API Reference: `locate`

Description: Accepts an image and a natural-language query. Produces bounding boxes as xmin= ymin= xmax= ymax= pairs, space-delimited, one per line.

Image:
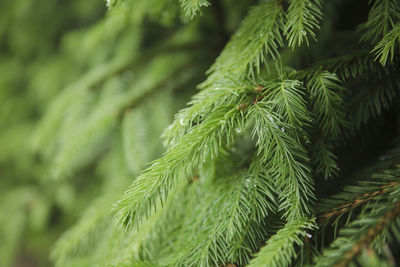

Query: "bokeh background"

xmin=0 ymin=0 xmax=241 ymax=265
xmin=0 ymin=1 xmax=109 ymax=266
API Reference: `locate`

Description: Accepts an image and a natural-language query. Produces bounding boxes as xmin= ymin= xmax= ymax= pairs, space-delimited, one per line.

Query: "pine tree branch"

xmin=359 ymin=0 xmax=400 ymax=44
xmin=204 ymin=1 xmax=284 ymax=83
xmin=285 ymin=0 xmax=323 ymax=48
xmin=372 ymin=21 xmax=400 ymax=65
xmin=318 ymin=181 xmax=399 ymax=223
xmin=180 ymin=0 xmax=211 ymax=19
xmin=345 ymin=69 xmax=400 ymax=132
xmin=247 ymin=218 xmax=316 ymax=267
xmin=315 ymin=202 xmax=400 ymax=267
xmin=306 ymin=71 xmax=346 ymax=139
xmin=162 ymin=76 xmax=249 ymax=148
xmin=248 ymin=78 xmax=315 ymax=219
xmin=291 ymin=51 xmax=376 ymax=81
xmin=114 ymin=105 xmax=244 ymax=228
xmin=311 ymin=138 xmax=340 ymax=180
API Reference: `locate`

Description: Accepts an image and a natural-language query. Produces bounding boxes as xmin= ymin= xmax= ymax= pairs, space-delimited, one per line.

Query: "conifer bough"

xmin=2 ymin=0 xmax=400 ymax=266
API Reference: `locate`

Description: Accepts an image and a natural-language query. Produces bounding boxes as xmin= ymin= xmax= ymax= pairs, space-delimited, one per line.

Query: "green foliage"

xmin=180 ymin=0 xmax=211 ymax=19
xmin=285 ymin=0 xmax=323 ymax=48
xmin=315 ymin=169 xmax=400 ymax=266
xmin=247 ymin=218 xmax=316 ymax=267
xmin=169 ymin=164 xmax=277 ymax=267
xmin=247 ymin=78 xmax=315 ymax=219
xmin=311 ymin=139 xmax=340 ymax=179
xmin=2 ymin=0 xmax=400 ymax=266
xmin=205 ymin=1 xmax=284 ymax=80
xmin=373 ymin=22 xmax=400 ymax=65
xmin=359 ymin=0 xmax=400 ymax=43
xmin=306 ymin=71 xmax=346 ymax=138
xmin=115 ymin=104 xmax=245 ymax=227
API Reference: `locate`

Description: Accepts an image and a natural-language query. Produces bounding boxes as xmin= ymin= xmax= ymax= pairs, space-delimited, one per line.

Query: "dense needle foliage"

xmin=1 ymin=0 xmax=400 ymax=266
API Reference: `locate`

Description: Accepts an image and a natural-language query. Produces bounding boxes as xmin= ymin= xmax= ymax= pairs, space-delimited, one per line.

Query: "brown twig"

xmin=334 ymin=202 xmax=400 ymax=267
xmin=319 ymin=181 xmax=399 ymax=223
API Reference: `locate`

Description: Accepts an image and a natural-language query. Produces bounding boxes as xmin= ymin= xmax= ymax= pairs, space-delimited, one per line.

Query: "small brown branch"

xmin=236 ymin=84 xmax=268 ymax=109
xmin=318 ymin=181 xmax=399 ymax=223
xmin=334 ymin=202 xmax=400 ymax=267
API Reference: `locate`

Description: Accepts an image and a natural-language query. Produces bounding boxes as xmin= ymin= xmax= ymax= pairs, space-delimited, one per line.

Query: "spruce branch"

xmin=346 ymin=68 xmax=400 ymax=132
xmin=204 ymin=1 xmax=284 ymax=82
xmin=359 ymin=0 xmax=400 ymax=44
xmin=247 ymin=218 xmax=316 ymax=267
xmin=315 ymin=202 xmax=400 ymax=267
xmin=284 ymin=0 xmax=323 ymax=48
xmin=180 ymin=0 xmax=211 ymax=19
xmin=248 ymin=78 xmax=315 ymax=219
xmin=311 ymin=169 xmax=400 ymax=267
xmin=306 ymin=71 xmax=346 ymax=139
xmin=311 ymin=138 xmax=340 ymax=179
xmin=174 ymin=164 xmax=277 ymax=266
xmin=319 ymin=180 xmax=400 ymax=223
xmin=372 ymin=21 xmax=400 ymax=65
xmin=162 ymin=77 xmax=250 ymax=148
xmin=292 ymin=51 xmax=377 ymax=81
xmin=13 ymin=0 xmax=400 ymax=266
xmin=114 ymin=105 xmax=245 ymax=228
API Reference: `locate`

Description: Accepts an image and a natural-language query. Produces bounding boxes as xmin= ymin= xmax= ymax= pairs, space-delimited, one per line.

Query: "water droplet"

xmin=267 ymin=114 xmax=274 ymax=122
xmin=236 ymin=128 xmax=242 ymax=134
xmin=281 ymin=127 xmax=285 ymax=132
xmin=180 ymin=118 xmax=185 ymax=126
xmin=301 ymin=30 xmax=307 ymax=36
xmin=306 ymin=233 xmax=312 ymax=238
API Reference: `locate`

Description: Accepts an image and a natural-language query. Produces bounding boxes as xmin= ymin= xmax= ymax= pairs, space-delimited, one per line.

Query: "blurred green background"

xmin=0 ymin=0 xmax=156 ymax=265
xmin=0 ymin=0 xmax=232 ymax=265
xmin=0 ymin=1 xmax=108 ymax=266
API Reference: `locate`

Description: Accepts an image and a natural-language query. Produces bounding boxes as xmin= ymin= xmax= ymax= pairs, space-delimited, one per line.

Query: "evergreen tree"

xmin=1 ymin=0 xmax=400 ymax=266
